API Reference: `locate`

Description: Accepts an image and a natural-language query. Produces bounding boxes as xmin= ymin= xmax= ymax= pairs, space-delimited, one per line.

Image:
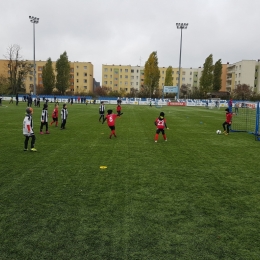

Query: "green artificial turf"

xmin=0 ymin=101 xmax=260 ymax=259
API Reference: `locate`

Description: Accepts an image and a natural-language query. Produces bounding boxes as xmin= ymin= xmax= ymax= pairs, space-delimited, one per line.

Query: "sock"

xmin=163 ymin=134 xmax=167 ymax=140
xmin=155 ymin=133 xmax=159 ymax=141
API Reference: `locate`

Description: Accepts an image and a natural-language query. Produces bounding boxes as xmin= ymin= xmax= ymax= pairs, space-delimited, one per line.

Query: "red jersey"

xmin=52 ymin=108 xmax=58 ymax=118
xmin=225 ymin=112 xmax=232 ymax=123
xmin=155 ymin=117 xmax=167 ymax=129
xmin=117 ymin=105 xmax=121 ymax=112
xmin=105 ymin=114 xmax=117 ymax=126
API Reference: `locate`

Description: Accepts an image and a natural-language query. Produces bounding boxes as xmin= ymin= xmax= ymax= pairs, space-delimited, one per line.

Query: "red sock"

xmin=155 ymin=133 xmax=159 ymax=141
xmin=163 ymin=134 xmax=167 ymax=140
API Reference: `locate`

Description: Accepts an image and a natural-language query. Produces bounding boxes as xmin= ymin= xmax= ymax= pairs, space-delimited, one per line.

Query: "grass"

xmin=0 ymin=101 xmax=260 ymax=260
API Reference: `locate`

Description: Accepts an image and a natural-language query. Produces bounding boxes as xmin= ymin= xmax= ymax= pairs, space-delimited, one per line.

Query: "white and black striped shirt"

xmin=61 ymin=108 xmax=68 ymax=120
xmin=41 ymin=109 xmax=48 ymax=122
xmin=99 ymin=104 xmax=105 ymax=114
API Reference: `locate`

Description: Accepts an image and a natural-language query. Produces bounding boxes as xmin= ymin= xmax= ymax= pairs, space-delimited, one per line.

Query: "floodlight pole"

xmin=29 ymin=16 xmax=39 ymax=95
xmin=176 ymin=23 xmax=188 ymax=100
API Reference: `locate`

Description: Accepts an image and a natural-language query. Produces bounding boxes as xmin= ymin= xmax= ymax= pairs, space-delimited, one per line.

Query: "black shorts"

xmin=52 ymin=117 xmax=58 ymax=122
xmin=156 ymin=128 xmax=165 ymax=134
xmin=109 ymin=125 xmax=115 ymax=130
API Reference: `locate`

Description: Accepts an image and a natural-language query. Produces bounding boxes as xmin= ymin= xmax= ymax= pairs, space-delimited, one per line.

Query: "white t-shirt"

xmin=23 ymin=115 xmax=34 ymax=135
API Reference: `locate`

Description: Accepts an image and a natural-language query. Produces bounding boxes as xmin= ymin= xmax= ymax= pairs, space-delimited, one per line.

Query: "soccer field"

xmin=0 ymin=101 xmax=260 ymax=259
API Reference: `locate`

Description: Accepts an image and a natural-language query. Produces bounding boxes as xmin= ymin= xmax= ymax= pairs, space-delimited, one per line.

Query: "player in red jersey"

xmin=116 ymin=104 xmax=123 ymax=117
xmin=50 ymin=104 xmax=59 ymax=127
xmin=223 ymin=108 xmax=233 ymax=135
xmin=103 ymin=109 xmax=118 ymax=139
xmin=154 ymin=112 xmax=169 ymax=142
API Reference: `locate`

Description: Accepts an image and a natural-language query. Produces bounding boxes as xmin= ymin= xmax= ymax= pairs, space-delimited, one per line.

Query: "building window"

xmin=115 ymin=77 xmax=118 ymax=80
xmin=125 ymin=69 xmax=128 ymax=73
xmin=239 ymin=73 xmax=241 ymax=77
xmin=125 ymin=75 xmax=128 ymax=78
xmin=120 ymin=75 xmax=122 ymax=78
xmin=39 ymin=74 xmax=42 ymax=78
xmin=77 ymin=79 xmax=79 ymax=83
xmin=182 ymin=77 xmax=185 ymax=81
xmin=77 ymin=72 xmax=79 ymax=76
xmin=30 ymin=77 xmax=33 ymax=81
xmin=131 ymin=76 xmax=134 ymax=79
xmin=136 ymin=82 xmax=138 ymax=85
xmin=76 ymin=66 xmax=79 ymax=69
xmin=84 ymin=73 xmax=87 ymax=76
xmin=84 ymin=86 xmax=87 ymax=89
xmin=162 ymin=77 xmax=164 ymax=80
xmin=131 ymin=82 xmax=133 ymax=86
xmin=84 ymin=79 xmax=87 ymax=83
xmin=104 ymin=75 xmax=107 ymax=78
xmin=39 ymin=67 xmax=42 ymax=71
xmin=70 ymin=75 xmax=74 ymax=79
xmin=104 ymin=81 xmax=107 ymax=84
xmin=110 ymin=75 xmax=112 ymax=78
xmin=120 ymin=81 xmax=122 ymax=85
xmin=84 ymin=66 xmax=87 ymax=70
xmin=162 ymin=71 xmax=164 ymax=74
xmin=136 ymin=76 xmax=138 ymax=79
xmin=182 ymin=72 xmax=185 ymax=75
xmin=70 ymin=69 xmax=74 ymax=73
xmin=114 ymin=84 xmax=118 ymax=87
xmin=172 ymin=71 xmax=174 ymax=74
xmin=104 ymin=68 xmax=108 ymax=72
xmin=131 ymin=69 xmax=134 ymax=73
xmin=120 ymin=69 xmax=122 ymax=72
xmin=110 ymin=81 xmax=112 ymax=84
xmin=137 ymin=70 xmax=139 ymax=73
xmin=110 ymin=68 xmax=112 ymax=72
xmin=125 ymin=81 xmax=128 ymax=85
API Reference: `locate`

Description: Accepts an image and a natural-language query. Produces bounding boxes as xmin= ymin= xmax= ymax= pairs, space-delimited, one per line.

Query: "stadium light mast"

xmin=176 ymin=23 xmax=188 ymax=100
xmin=29 ymin=16 xmax=39 ymax=95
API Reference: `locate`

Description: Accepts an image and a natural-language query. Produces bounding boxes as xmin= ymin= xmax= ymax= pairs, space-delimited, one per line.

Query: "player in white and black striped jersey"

xmin=61 ymin=104 xmax=68 ymax=129
xmin=40 ymin=104 xmax=50 ymax=134
xmin=99 ymin=101 xmax=105 ymax=123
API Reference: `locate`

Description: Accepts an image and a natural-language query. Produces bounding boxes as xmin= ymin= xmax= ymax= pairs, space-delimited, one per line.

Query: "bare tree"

xmin=4 ymin=45 xmax=32 ymax=94
xmin=232 ymin=84 xmax=253 ymax=100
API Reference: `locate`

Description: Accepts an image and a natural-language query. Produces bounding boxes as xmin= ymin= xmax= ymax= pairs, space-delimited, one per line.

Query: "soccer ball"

xmin=216 ymin=130 xmax=221 ymax=134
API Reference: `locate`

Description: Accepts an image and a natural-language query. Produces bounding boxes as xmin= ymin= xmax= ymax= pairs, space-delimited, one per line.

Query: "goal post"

xmin=209 ymin=98 xmax=221 ymax=109
xmin=231 ymin=101 xmax=260 ymax=141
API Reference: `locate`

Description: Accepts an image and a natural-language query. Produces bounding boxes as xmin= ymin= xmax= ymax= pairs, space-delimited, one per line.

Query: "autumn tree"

xmin=0 ymin=74 xmax=9 ymax=94
xmin=42 ymin=58 xmax=55 ymax=94
xmin=4 ymin=44 xmax=32 ymax=94
xmin=232 ymin=84 xmax=253 ymax=100
xmin=144 ymin=51 xmax=160 ymax=97
xmin=213 ymin=59 xmax=222 ymax=91
xmin=199 ymin=54 xmax=214 ymax=94
xmin=164 ymin=66 xmax=173 ymax=86
xmin=56 ymin=51 xmax=70 ymax=94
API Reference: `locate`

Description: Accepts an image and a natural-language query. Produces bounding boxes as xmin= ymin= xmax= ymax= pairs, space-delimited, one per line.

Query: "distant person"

xmin=154 ymin=112 xmax=169 ymax=142
xmin=235 ymin=103 xmax=239 ymax=114
xmin=99 ymin=101 xmax=105 ymax=122
xmin=116 ymin=104 xmax=123 ymax=117
xmin=9 ymin=96 xmax=13 ymax=104
xmin=40 ymin=104 xmax=50 ymax=134
xmin=60 ymin=104 xmax=68 ymax=130
xmin=27 ymin=95 xmax=32 ymax=107
xmin=16 ymin=93 xmax=19 ymax=105
xmin=0 ymin=95 xmax=2 ymax=106
xmin=23 ymin=107 xmax=37 ymax=152
xmin=50 ymin=104 xmax=59 ymax=127
xmin=228 ymin=98 xmax=233 ymax=112
xmin=36 ymin=96 xmax=40 ymax=107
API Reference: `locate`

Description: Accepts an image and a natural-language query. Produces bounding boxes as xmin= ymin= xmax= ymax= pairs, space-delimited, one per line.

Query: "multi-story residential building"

xmin=226 ymin=60 xmax=259 ymax=93
xmin=0 ymin=59 xmax=94 ymax=94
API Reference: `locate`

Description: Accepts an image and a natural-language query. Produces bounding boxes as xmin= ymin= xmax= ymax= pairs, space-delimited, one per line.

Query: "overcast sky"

xmin=1 ymin=0 xmax=260 ymax=82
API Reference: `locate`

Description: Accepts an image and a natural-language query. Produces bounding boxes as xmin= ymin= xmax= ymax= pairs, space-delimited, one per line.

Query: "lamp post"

xmin=176 ymin=23 xmax=188 ymax=100
xmin=29 ymin=16 xmax=39 ymax=95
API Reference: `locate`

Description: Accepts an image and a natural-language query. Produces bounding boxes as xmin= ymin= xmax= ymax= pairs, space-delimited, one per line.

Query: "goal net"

xmin=231 ymin=102 xmax=260 ymax=140
xmin=209 ymin=98 xmax=220 ymax=109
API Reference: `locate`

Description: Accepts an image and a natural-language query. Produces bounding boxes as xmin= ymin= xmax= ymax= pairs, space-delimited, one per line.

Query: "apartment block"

xmin=226 ymin=60 xmax=259 ymax=93
xmin=0 ymin=59 xmax=94 ymax=94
